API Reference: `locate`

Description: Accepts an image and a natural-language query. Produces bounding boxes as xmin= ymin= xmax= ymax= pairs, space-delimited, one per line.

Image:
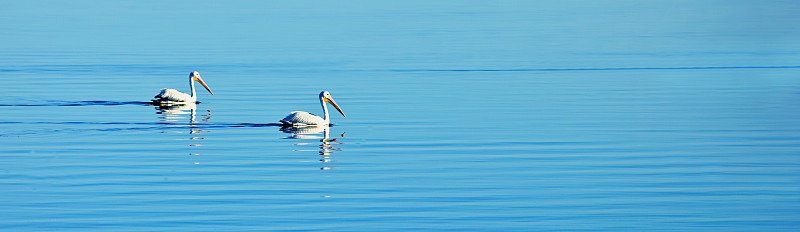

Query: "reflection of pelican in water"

xmin=153 ymin=71 xmax=214 ymax=104
xmin=281 ymin=126 xmax=344 ymax=170
xmin=280 ymin=125 xmax=328 ymax=139
xmin=154 ymin=103 xmax=211 ymax=150
xmin=155 ymin=103 xmax=197 ymax=122
xmin=154 ymin=103 xmax=211 ymax=123
xmin=319 ymin=128 xmax=334 ymax=168
xmin=281 ymin=91 xmax=346 ymax=127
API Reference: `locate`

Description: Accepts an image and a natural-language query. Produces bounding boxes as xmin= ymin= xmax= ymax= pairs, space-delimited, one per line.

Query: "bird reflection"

xmin=153 ymin=103 xmax=212 ymax=124
xmin=154 ymin=103 xmax=213 ymax=157
xmin=281 ymin=126 xmax=344 ymax=170
xmin=155 ymin=103 xmax=197 ymax=122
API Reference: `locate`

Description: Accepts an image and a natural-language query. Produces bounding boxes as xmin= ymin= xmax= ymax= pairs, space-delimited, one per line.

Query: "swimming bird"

xmin=153 ymin=71 xmax=214 ymax=104
xmin=281 ymin=91 xmax=346 ymax=127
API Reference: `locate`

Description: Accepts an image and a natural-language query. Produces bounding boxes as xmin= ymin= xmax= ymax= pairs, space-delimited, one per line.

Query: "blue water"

xmin=2 ymin=1 xmax=800 ymax=231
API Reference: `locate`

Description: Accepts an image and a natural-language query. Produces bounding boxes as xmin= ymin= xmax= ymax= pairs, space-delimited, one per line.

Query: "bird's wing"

xmin=154 ymin=88 xmax=191 ymax=102
xmin=281 ymin=111 xmax=324 ymax=125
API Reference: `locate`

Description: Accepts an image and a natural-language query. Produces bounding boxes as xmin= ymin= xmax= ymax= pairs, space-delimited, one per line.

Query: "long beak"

xmin=195 ymin=76 xmax=214 ymax=95
xmin=325 ymin=97 xmax=346 ymax=118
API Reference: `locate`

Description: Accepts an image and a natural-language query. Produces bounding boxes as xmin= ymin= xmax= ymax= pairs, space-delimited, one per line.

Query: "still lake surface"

xmin=2 ymin=1 xmax=800 ymax=231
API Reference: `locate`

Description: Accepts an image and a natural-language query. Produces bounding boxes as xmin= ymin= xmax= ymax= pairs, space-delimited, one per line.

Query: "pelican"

xmin=281 ymin=91 xmax=346 ymax=127
xmin=153 ymin=71 xmax=214 ymax=103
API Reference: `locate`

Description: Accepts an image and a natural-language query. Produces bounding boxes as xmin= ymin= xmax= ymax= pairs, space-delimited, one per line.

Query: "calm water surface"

xmin=1 ymin=1 xmax=800 ymax=231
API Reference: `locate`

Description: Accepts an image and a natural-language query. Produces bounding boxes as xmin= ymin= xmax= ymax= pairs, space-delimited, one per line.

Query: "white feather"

xmin=154 ymin=88 xmax=194 ymax=102
xmin=153 ymin=71 xmax=213 ymax=103
xmin=281 ymin=111 xmax=326 ymax=126
xmin=280 ymin=91 xmax=345 ymax=127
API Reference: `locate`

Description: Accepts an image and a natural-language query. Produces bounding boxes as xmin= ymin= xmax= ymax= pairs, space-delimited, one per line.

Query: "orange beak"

xmin=194 ymin=76 xmax=214 ymax=95
xmin=324 ymin=97 xmax=346 ymax=117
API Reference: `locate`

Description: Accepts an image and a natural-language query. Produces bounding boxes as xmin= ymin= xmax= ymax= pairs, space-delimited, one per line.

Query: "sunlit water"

xmin=2 ymin=1 xmax=800 ymax=231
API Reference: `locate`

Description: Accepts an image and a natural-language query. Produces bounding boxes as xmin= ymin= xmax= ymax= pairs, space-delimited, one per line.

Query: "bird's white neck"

xmin=189 ymin=78 xmax=197 ymax=101
xmin=320 ymin=97 xmax=330 ymax=125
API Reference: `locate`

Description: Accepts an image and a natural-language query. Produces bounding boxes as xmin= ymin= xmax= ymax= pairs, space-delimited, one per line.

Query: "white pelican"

xmin=153 ymin=71 xmax=214 ymax=103
xmin=281 ymin=91 xmax=346 ymax=127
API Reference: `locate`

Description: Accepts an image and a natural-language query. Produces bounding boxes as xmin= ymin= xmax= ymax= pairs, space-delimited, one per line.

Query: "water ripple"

xmin=0 ymin=101 xmax=153 ymax=107
xmin=380 ymin=65 xmax=800 ymax=72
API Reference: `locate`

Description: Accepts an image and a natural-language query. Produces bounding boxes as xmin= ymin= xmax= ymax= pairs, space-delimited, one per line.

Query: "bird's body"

xmin=154 ymin=88 xmax=195 ymax=102
xmin=281 ymin=91 xmax=346 ymax=127
xmin=281 ymin=111 xmax=327 ymax=126
xmin=153 ymin=71 xmax=214 ymax=104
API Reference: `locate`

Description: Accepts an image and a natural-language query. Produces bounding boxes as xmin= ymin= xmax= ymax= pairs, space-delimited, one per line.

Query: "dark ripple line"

xmin=0 ymin=101 xmax=154 ymax=107
xmin=0 ymin=122 xmax=284 ymax=136
xmin=0 ymin=121 xmax=283 ymax=127
xmin=381 ymin=65 xmax=800 ymax=72
xmin=3 ymin=65 xmax=799 ymax=74
xmin=0 ymin=64 xmax=189 ymax=73
xmin=90 ymin=123 xmax=284 ymax=132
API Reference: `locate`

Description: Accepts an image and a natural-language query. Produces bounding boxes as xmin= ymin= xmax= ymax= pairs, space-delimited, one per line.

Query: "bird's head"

xmin=320 ymin=91 xmax=345 ymax=118
xmin=189 ymin=71 xmax=214 ymax=95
